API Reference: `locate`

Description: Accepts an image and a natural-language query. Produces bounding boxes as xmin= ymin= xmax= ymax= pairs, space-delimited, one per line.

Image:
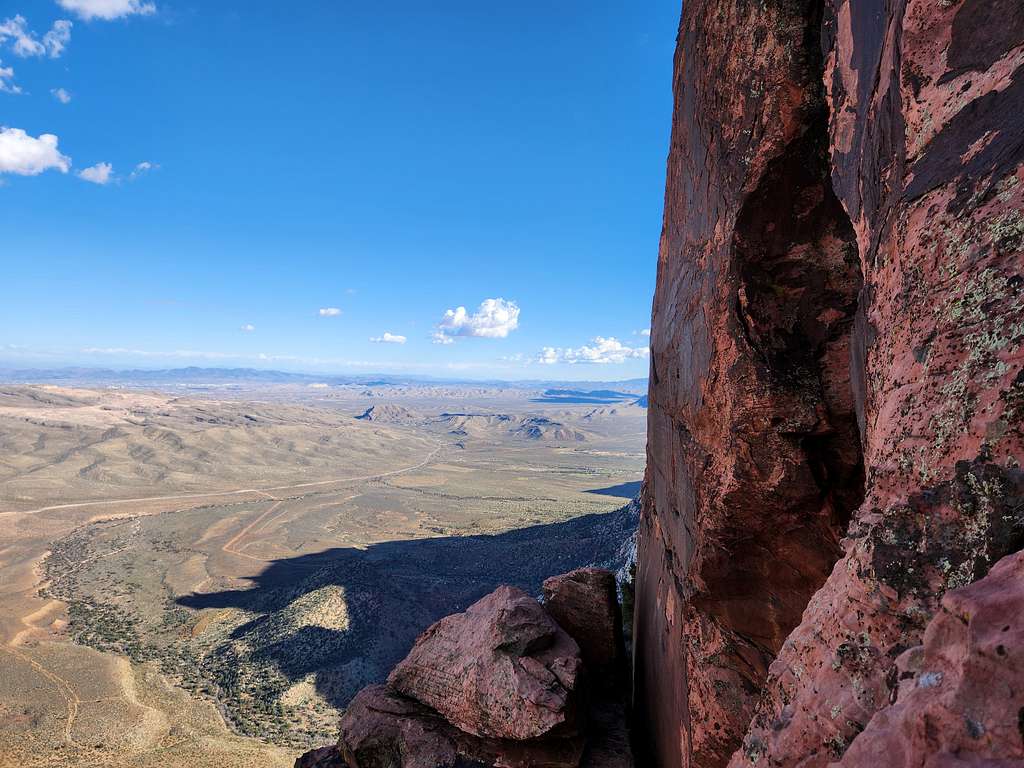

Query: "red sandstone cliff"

xmin=305 ymin=3 xmax=1021 ymax=766
xmin=636 ymin=1 xmax=1024 ymax=767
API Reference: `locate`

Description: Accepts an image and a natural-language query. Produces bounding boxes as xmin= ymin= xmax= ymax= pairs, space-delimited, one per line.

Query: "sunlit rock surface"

xmin=636 ymin=0 xmax=1024 ymax=766
xmin=387 ymin=585 xmax=582 ymax=741
xmin=313 ymin=572 xmax=632 ymax=768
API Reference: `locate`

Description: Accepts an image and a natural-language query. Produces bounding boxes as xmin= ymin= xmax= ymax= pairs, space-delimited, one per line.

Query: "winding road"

xmin=0 ymin=442 xmax=443 ymax=519
xmin=0 ymin=441 xmax=443 ymax=747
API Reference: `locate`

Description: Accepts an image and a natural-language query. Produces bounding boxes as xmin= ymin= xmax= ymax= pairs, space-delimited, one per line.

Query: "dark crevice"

xmin=726 ymin=0 xmax=866 ymax=650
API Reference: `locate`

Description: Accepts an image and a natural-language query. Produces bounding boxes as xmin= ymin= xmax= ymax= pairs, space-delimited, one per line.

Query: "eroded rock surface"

xmin=635 ymin=0 xmax=867 ymax=764
xmin=543 ymin=568 xmax=623 ymax=670
xmin=326 ymin=576 xmax=632 ymax=768
xmin=387 ymin=585 xmax=582 ymax=740
xmin=731 ymin=1 xmax=1024 ymax=763
xmin=835 ymin=550 xmax=1024 ymax=766
xmin=338 ymin=685 xmax=584 ymax=768
xmin=637 ymin=0 xmax=1024 ymax=766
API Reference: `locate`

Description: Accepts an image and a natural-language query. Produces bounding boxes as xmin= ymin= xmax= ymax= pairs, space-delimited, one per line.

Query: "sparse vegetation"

xmin=1 ymin=383 xmax=645 ymax=761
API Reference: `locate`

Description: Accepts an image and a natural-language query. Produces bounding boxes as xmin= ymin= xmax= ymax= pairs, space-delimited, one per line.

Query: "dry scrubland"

xmin=0 ymin=383 xmax=645 ymax=767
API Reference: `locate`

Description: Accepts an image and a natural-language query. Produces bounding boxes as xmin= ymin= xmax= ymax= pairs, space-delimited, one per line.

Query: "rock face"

xmin=543 ymin=568 xmax=623 ymax=671
xmin=338 ymin=685 xmax=584 ymax=768
xmin=835 ymin=549 xmax=1024 ymax=767
xmin=324 ymin=575 xmax=631 ymax=768
xmin=387 ymin=585 xmax=582 ymax=740
xmin=636 ymin=0 xmax=1024 ymax=767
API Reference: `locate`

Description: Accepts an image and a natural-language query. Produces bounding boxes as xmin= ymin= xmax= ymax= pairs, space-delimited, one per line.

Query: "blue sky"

xmin=1 ymin=1 xmax=678 ymax=381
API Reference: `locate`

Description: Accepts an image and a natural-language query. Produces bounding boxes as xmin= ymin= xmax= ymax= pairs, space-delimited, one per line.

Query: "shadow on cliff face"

xmin=177 ymin=504 xmax=638 ymax=719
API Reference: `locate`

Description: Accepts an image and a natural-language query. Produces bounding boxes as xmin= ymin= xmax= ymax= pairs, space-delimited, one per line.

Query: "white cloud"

xmin=431 ymin=331 xmax=455 ymax=345
xmin=43 ymin=20 xmax=71 ymax=57
xmin=0 ymin=16 xmax=71 ymax=58
xmin=0 ymin=16 xmax=43 ymax=56
xmin=129 ymin=160 xmax=157 ymax=179
xmin=537 ymin=336 xmax=649 ymax=365
xmin=51 ymin=87 xmax=71 ymax=103
xmin=318 ymin=307 xmax=342 ymax=317
xmin=57 ymin=0 xmax=155 ymax=21
xmin=370 ymin=332 xmax=406 ymax=344
xmin=0 ymin=127 xmax=70 ymax=175
xmin=639 ymin=328 xmax=651 ymax=337
xmin=240 ymin=323 xmax=255 ymax=332
xmin=0 ymin=62 xmax=19 ymax=94
xmin=434 ymin=298 xmax=519 ymax=343
xmin=78 ymin=161 xmax=113 ymax=184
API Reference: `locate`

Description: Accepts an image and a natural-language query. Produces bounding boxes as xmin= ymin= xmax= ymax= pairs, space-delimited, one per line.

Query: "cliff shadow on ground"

xmin=175 ymin=503 xmax=637 ymax=729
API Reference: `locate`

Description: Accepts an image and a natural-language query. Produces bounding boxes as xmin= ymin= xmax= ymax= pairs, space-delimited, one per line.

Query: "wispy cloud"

xmin=0 ymin=62 xmax=19 ymax=94
xmin=434 ymin=297 xmax=519 ymax=344
xmin=431 ymin=332 xmax=455 ymax=345
xmin=318 ymin=307 xmax=342 ymax=317
xmin=537 ymin=336 xmax=649 ymax=365
xmin=0 ymin=17 xmax=39 ymax=56
xmin=0 ymin=16 xmax=71 ymax=58
xmin=638 ymin=328 xmax=650 ymax=337
xmin=51 ymin=87 xmax=71 ymax=103
xmin=370 ymin=332 xmax=406 ymax=344
xmin=78 ymin=161 xmax=113 ymax=184
xmin=129 ymin=160 xmax=157 ymax=179
xmin=57 ymin=0 xmax=155 ymax=21
xmin=0 ymin=126 xmax=70 ymax=175
xmin=43 ymin=20 xmax=71 ymax=56
xmin=240 ymin=323 xmax=255 ymax=332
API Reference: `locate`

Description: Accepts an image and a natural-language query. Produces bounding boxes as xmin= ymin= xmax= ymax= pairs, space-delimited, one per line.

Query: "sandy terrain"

xmin=0 ymin=383 xmax=645 ymax=766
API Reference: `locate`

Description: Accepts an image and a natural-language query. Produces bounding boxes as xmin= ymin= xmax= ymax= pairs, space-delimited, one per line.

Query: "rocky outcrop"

xmin=543 ymin=569 xmax=623 ymax=671
xmin=387 ymin=585 xmax=583 ymax=741
xmin=637 ymin=0 xmax=1024 ymax=767
xmin=338 ymin=685 xmax=584 ymax=768
xmin=315 ymin=572 xmax=632 ymax=768
xmin=836 ymin=549 xmax=1024 ymax=767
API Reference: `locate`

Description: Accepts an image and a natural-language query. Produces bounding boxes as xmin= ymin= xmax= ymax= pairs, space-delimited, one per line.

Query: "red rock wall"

xmin=636 ymin=0 xmax=1024 ymax=766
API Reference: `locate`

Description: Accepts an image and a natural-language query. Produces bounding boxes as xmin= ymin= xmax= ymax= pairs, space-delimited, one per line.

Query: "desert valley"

xmin=0 ymin=376 xmax=646 ymax=767
xmin=3 ymin=0 xmax=1022 ymax=765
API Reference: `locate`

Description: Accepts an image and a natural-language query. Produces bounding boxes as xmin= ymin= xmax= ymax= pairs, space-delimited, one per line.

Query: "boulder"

xmin=542 ymin=568 xmax=622 ymax=670
xmin=337 ymin=684 xmax=584 ymax=768
xmin=835 ymin=550 xmax=1024 ymax=767
xmin=387 ymin=585 xmax=583 ymax=740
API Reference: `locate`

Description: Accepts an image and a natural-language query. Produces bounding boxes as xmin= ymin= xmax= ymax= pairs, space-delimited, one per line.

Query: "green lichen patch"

xmin=926 ymin=268 xmax=1024 ymax=462
xmin=872 ymin=458 xmax=1024 ymax=600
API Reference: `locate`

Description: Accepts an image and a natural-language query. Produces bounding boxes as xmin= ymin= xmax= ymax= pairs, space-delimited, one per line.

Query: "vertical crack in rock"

xmin=727 ymin=0 xmax=1024 ymax=764
xmin=732 ymin=114 xmax=866 ymax=546
xmin=636 ymin=0 xmax=869 ymax=765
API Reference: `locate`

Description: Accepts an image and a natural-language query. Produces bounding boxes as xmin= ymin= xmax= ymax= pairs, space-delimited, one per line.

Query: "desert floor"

xmin=0 ymin=383 xmax=645 ymax=767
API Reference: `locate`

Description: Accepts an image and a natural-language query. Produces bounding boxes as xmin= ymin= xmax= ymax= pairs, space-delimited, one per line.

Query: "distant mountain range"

xmin=0 ymin=365 xmax=648 ymax=392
